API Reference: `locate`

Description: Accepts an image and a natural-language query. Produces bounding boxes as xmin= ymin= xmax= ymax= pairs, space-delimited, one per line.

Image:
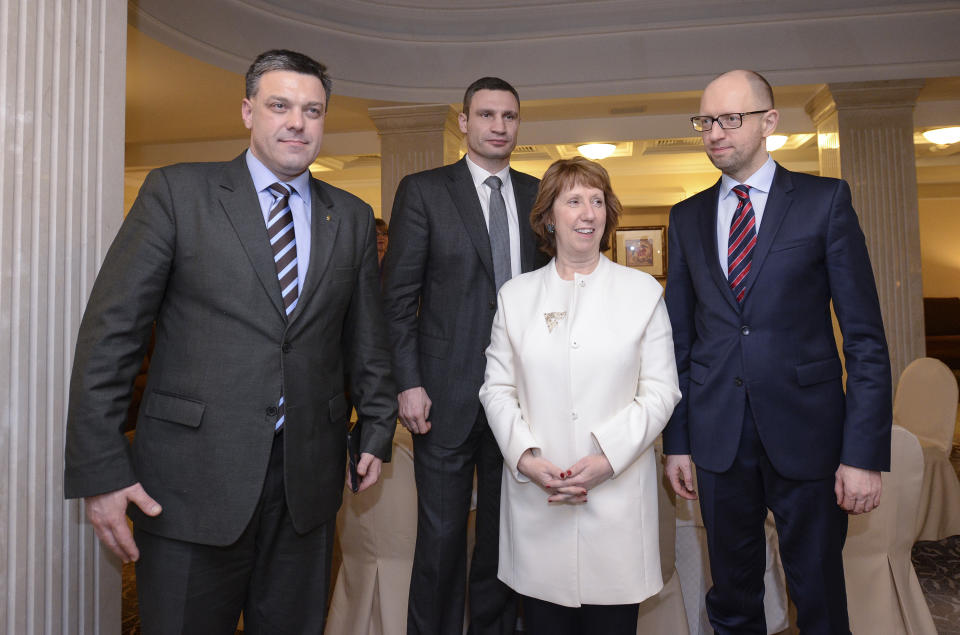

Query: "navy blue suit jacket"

xmin=662 ymin=164 xmax=892 ymax=480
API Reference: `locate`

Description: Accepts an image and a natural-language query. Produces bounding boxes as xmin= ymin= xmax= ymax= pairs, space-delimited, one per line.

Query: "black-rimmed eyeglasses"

xmin=691 ymin=110 xmax=770 ymax=132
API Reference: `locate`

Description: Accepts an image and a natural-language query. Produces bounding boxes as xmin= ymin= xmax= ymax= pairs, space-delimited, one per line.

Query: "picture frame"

xmin=612 ymin=226 xmax=667 ymax=278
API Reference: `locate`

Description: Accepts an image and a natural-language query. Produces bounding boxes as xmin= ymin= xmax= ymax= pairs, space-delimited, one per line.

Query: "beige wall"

xmin=919 ymin=197 xmax=960 ymax=298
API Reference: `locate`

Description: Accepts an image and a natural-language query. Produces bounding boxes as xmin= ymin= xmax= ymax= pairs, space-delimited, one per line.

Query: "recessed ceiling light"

xmin=922 ymin=127 xmax=960 ymax=146
xmin=766 ymin=135 xmax=788 ymax=152
xmin=577 ymin=143 xmax=617 ymax=160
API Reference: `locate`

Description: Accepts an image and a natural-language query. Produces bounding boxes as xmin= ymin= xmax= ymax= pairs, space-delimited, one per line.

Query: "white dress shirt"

xmin=465 ymin=155 xmax=523 ymax=280
xmin=716 ymin=155 xmax=776 ymax=277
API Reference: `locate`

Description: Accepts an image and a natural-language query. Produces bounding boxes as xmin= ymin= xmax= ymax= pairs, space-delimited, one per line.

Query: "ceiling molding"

xmin=130 ymin=0 xmax=960 ymax=102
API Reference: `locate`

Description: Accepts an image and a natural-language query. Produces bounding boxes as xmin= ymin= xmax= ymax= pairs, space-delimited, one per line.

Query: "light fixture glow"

xmin=922 ymin=127 xmax=960 ymax=146
xmin=577 ymin=143 xmax=617 ymax=160
xmin=765 ymin=135 xmax=788 ymax=152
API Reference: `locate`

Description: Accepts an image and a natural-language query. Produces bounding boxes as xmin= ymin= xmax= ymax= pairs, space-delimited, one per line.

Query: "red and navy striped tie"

xmin=727 ymin=184 xmax=756 ymax=303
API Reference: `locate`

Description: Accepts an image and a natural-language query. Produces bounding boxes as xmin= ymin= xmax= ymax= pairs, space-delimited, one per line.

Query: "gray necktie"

xmin=484 ymin=175 xmax=512 ymax=291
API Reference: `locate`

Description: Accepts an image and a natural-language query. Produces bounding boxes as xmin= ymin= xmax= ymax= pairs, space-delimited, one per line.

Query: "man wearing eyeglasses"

xmin=663 ymin=70 xmax=892 ymax=634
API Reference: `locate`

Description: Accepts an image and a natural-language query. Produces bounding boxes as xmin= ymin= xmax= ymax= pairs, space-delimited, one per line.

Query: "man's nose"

xmin=286 ymin=108 xmax=304 ymax=130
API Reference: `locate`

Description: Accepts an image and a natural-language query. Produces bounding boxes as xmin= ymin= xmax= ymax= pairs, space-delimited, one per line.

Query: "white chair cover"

xmin=893 ymin=357 xmax=960 ymax=540
xmin=842 ymin=425 xmax=937 ymax=635
xmin=325 ymin=425 xmax=417 ymax=635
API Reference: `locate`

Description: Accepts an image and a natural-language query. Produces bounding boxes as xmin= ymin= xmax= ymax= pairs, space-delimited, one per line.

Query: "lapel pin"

xmin=326 ymin=215 xmax=331 ymax=221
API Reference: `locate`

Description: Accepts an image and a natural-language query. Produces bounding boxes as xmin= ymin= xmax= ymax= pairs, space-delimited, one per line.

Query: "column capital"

xmin=805 ymin=79 xmax=924 ymax=125
xmin=368 ymin=103 xmax=462 ymax=138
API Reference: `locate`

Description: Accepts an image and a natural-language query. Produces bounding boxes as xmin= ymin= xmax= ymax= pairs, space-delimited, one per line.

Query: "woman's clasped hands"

xmin=517 ymin=448 xmax=614 ymax=504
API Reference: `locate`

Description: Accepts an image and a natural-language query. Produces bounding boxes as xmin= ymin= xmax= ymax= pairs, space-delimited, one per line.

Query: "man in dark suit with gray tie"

xmin=64 ymin=49 xmax=397 ymax=633
xmin=381 ymin=77 xmax=542 ymax=635
xmin=663 ymin=70 xmax=892 ymax=634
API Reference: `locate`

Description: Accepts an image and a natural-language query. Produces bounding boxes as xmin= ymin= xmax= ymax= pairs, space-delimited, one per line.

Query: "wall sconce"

xmin=577 ymin=143 xmax=617 ymax=160
xmin=922 ymin=127 xmax=960 ymax=146
xmin=765 ymin=135 xmax=788 ymax=152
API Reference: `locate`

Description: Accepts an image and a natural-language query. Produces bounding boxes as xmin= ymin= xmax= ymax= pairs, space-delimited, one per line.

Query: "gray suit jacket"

xmin=381 ymin=158 xmax=541 ymax=448
xmin=65 ymin=153 xmax=397 ymax=545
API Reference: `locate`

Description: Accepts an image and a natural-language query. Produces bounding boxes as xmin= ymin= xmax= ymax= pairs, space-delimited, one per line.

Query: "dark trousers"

xmin=521 ymin=595 xmax=639 ymax=635
xmin=696 ymin=404 xmax=850 ymax=635
xmin=407 ymin=413 xmax=515 ymax=635
xmin=134 ymin=432 xmax=335 ymax=635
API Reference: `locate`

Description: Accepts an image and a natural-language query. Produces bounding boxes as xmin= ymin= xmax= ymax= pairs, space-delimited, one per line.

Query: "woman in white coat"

xmin=479 ymin=157 xmax=681 ymax=635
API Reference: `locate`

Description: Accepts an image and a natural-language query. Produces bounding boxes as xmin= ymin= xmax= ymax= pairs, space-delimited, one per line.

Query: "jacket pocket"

xmin=769 ymin=238 xmax=816 ymax=253
xmin=796 ymin=358 xmax=842 ymax=386
xmin=329 ymin=392 xmax=349 ymax=425
xmin=689 ymin=360 xmax=709 ymax=385
xmin=143 ymin=391 xmax=205 ymax=428
xmin=331 ymin=266 xmax=357 ymax=284
xmin=419 ymin=333 xmax=450 ymax=360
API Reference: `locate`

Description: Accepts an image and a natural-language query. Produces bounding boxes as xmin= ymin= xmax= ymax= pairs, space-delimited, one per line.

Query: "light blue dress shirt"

xmin=245 ymin=150 xmax=312 ymax=295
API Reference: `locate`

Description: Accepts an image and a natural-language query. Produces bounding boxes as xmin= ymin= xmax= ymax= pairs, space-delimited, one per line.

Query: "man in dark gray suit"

xmin=382 ymin=77 xmax=542 ymax=635
xmin=64 ymin=49 xmax=397 ymax=634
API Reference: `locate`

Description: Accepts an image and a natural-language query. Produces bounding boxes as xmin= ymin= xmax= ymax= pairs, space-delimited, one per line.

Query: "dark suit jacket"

xmin=64 ymin=153 xmax=397 ymax=545
xmin=662 ymin=164 xmax=892 ymax=480
xmin=381 ymin=158 xmax=541 ymax=448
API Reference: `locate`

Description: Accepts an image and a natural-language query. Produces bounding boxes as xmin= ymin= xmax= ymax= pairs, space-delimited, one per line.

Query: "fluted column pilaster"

xmin=368 ymin=104 xmax=463 ymax=221
xmin=805 ymin=80 xmax=925 ymax=383
xmin=1 ymin=1 xmax=126 ymax=632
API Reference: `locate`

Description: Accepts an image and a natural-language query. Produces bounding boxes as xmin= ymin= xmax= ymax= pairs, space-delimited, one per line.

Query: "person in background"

xmin=64 ymin=49 xmax=397 ymax=634
xmin=479 ymin=157 xmax=681 ymax=635
xmin=375 ymin=217 xmax=389 ymax=271
xmin=381 ymin=76 xmax=542 ymax=635
xmin=663 ymin=69 xmax=892 ymax=634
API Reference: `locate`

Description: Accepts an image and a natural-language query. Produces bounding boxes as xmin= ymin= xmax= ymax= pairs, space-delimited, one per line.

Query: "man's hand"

xmin=545 ymin=454 xmax=615 ymax=503
xmin=398 ymin=387 xmax=432 ymax=434
xmin=665 ymin=454 xmax=698 ymax=500
xmin=84 ymin=482 xmax=162 ymax=563
xmin=517 ymin=449 xmax=587 ymax=503
xmin=350 ymin=452 xmax=383 ymax=493
xmin=835 ymin=464 xmax=882 ymax=514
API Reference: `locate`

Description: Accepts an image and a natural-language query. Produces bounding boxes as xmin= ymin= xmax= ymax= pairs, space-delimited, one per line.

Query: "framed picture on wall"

xmin=612 ymin=226 xmax=667 ymax=278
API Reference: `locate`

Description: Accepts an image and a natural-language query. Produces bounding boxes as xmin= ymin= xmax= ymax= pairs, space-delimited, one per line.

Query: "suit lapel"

xmin=288 ymin=178 xmax=339 ymax=325
xmin=740 ymin=164 xmax=794 ymax=302
xmin=446 ymin=159 xmax=496 ymax=285
xmin=218 ymin=155 xmax=286 ymax=319
xmin=512 ymin=169 xmax=539 ymax=273
xmin=697 ymin=180 xmax=740 ymax=312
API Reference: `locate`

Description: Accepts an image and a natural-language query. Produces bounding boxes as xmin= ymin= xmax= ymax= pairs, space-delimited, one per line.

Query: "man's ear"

xmin=762 ymin=108 xmax=780 ymax=137
xmin=458 ymin=111 xmax=469 ymax=134
xmin=241 ymin=99 xmax=254 ymax=131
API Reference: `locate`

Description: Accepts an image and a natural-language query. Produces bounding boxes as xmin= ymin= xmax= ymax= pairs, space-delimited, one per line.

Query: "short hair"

xmin=743 ymin=70 xmax=774 ymax=109
xmin=245 ymin=50 xmax=332 ymax=107
xmin=530 ymin=157 xmax=622 ymax=258
xmin=462 ymin=77 xmax=520 ymax=116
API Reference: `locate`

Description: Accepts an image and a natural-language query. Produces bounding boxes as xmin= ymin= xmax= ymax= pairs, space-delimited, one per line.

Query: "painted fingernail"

xmin=566 ymin=470 xmax=572 ymax=476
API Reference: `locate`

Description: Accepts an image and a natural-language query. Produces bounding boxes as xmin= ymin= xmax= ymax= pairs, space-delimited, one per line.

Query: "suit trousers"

xmin=408 ymin=412 xmax=516 ymax=635
xmin=134 ymin=432 xmax=335 ymax=635
xmin=696 ymin=403 xmax=850 ymax=635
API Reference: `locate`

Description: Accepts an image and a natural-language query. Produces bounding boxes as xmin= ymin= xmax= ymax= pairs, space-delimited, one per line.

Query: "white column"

xmin=805 ymin=80 xmax=926 ymax=383
xmin=368 ymin=104 xmax=463 ymax=221
xmin=0 ymin=1 xmax=126 ymax=633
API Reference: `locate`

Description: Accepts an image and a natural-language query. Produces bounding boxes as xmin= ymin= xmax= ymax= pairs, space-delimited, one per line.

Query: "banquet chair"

xmin=842 ymin=425 xmax=937 ymax=635
xmin=635 ymin=443 xmax=690 ymax=633
xmin=893 ymin=357 xmax=960 ymax=540
xmin=325 ymin=425 xmax=418 ymax=635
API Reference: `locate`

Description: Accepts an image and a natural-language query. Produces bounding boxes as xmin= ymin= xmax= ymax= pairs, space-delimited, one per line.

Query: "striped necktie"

xmin=267 ymin=183 xmax=299 ymax=316
xmin=727 ymin=184 xmax=756 ymax=303
xmin=267 ymin=183 xmax=298 ymax=431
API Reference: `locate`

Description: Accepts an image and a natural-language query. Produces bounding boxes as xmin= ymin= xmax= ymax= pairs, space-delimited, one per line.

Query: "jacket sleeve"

xmin=825 ymin=180 xmax=893 ymax=471
xmin=64 ymin=168 xmax=176 ymax=498
xmin=479 ymin=293 xmax=538 ymax=483
xmin=591 ymin=297 xmax=682 ymax=477
xmin=342 ymin=203 xmax=399 ymax=462
xmin=661 ymin=205 xmax=695 ymax=455
xmin=380 ymin=175 xmax=429 ymax=393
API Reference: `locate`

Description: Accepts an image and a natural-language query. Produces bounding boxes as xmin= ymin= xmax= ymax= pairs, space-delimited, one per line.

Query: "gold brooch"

xmin=544 ymin=312 xmax=567 ymax=333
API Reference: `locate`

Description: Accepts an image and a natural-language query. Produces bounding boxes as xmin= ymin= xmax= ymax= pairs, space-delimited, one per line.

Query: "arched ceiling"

xmin=130 ymin=0 xmax=960 ymax=102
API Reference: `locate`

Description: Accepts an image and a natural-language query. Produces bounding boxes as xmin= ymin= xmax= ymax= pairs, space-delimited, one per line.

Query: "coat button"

xmin=740 ymin=326 xmax=751 ymax=336
xmin=489 ymin=301 xmax=496 ymax=310
xmin=571 ymin=340 xmax=579 ymax=348
xmin=734 ymin=377 xmax=744 ymax=387
xmin=266 ymin=406 xmax=279 ymax=416
xmin=571 ymin=412 xmax=578 ymax=420
xmin=282 ymin=342 xmax=292 ymax=353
